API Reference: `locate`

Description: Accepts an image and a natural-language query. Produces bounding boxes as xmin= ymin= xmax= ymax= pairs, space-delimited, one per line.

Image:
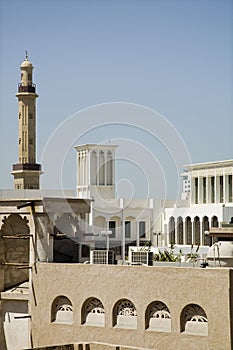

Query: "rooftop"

xmin=183 ymin=159 xmax=233 ymax=171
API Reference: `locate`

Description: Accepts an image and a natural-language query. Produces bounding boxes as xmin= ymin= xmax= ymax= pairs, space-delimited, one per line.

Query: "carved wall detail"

xmin=113 ymin=299 xmax=137 ymax=329
xmin=181 ymin=304 xmax=208 ymax=336
xmin=183 ymin=304 xmax=207 ymax=323
xmin=82 ymin=297 xmax=105 ymax=326
xmin=148 ymin=301 xmax=171 ymax=319
xmin=0 ymin=214 xmax=30 ymax=289
xmin=146 ymin=301 xmax=171 ymax=332
xmin=116 ymin=299 xmax=137 ymax=316
xmin=0 ymin=214 xmax=30 ymax=237
xmin=51 ymin=296 xmax=73 ymax=324
xmin=55 ymin=296 xmax=73 ymax=312
xmin=85 ymin=298 xmax=105 ymax=314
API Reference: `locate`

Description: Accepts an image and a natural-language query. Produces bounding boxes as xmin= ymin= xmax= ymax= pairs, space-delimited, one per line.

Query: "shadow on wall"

xmin=0 ymin=213 xmax=30 ymax=290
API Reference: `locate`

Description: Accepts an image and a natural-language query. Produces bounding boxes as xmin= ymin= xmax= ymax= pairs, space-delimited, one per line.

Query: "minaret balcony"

xmin=18 ymin=83 xmax=36 ymax=93
xmin=12 ymin=163 xmax=41 ymax=171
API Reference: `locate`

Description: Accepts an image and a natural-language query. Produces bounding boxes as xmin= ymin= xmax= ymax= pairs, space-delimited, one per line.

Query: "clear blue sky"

xmin=0 ymin=0 xmax=232 ymax=198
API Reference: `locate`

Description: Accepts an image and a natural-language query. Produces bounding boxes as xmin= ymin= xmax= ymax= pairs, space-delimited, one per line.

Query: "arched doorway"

xmin=168 ymin=217 xmax=175 ymax=245
xmin=177 ymin=216 xmax=183 ymax=245
xmin=194 ymin=216 xmax=200 ymax=245
xmin=185 ymin=217 xmax=192 ymax=245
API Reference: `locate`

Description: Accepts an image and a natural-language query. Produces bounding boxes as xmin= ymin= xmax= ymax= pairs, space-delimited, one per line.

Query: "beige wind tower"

xmin=12 ymin=52 xmax=42 ymax=189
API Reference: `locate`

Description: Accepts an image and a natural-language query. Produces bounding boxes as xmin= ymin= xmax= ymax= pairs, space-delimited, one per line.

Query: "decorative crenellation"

xmin=85 ymin=298 xmax=105 ymax=314
xmin=190 ymin=315 xmax=207 ymax=322
xmin=183 ymin=304 xmax=207 ymax=323
xmin=1 ymin=214 xmax=30 ymax=236
xmin=116 ymin=299 xmax=137 ymax=317
xmin=148 ymin=301 xmax=171 ymax=319
xmin=55 ymin=297 xmax=73 ymax=312
xmin=49 ymin=295 xmax=208 ymax=336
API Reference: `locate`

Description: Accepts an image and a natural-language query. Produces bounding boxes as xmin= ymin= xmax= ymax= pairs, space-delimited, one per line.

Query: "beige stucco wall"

xmin=1 ymin=299 xmax=29 ymax=350
xmin=31 ymin=264 xmax=232 ymax=350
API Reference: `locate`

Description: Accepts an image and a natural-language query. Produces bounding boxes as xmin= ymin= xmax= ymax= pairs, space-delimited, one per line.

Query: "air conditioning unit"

xmin=90 ymin=250 xmax=115 ymax=265
xmin=129 ymin=251 xmax=153 ymax=266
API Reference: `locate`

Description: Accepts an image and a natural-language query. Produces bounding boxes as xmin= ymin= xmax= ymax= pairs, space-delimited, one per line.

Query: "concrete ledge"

xmin=28 ymin=344 xmax=155 ymax=350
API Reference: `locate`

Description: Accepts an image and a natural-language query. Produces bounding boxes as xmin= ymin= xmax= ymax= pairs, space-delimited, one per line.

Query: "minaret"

xmin=11 ymin=52 xmax=42 ymax=189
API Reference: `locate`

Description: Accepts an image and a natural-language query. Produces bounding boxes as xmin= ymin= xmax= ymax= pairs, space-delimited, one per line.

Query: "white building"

xmin=75 ymin=144 xmax=233 ymax=255
xmin=163 ymin=159 xmax=233 ymax=246
xmin=75 ymin=144 xmax=163 ymax=259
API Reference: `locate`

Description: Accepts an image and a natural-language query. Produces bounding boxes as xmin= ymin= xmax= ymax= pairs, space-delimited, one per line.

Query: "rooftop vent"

xmin=129 ymin=251 xmax=153 ymax=266
xmin=90 ymin=250 xmax=115 ymax=265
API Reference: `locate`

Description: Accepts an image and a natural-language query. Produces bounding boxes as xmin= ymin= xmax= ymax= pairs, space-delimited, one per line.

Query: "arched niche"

xmin=211 ymin=215 xmax=219 ymax=228
xmin=194 ymin=216 xmax=200 ymax=245
xmin=177 ymin=216 xmax=183 ymax=245
xmin=113 ymin=299 xmax=137 ymax=329
xmin=0 ymin=214 xmax=30 ymax=288
xmin=81 ymin=297 xmax=105 ymax=327
xmin=185 ymin=216 xmax=192 ymax=245
xmin=94 ymin=216 xmax=106 ymax=231
xmin=0 ymin=214 xmax=30 ymax=237
xmin=168 ymin=217 xmax=175 ymax=245
xmin=180 ymin=303 xmax=208 ymax=336
xmin=145 ymin=301 xmax=171 ymax=332
xmin=51 ymin=296 xmax=73 ymax=324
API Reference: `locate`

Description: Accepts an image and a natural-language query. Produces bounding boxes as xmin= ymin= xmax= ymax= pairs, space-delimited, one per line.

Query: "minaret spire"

xmin=11 ymin=54 xmax=42 ymax=190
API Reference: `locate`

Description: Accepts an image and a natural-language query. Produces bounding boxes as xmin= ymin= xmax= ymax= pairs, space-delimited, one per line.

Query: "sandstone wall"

xmin=30 ymin=264 xmax=232 ymax=350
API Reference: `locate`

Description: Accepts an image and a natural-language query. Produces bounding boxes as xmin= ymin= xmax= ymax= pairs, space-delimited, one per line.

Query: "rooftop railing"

xmin=18 ymin=83 xmax=36 ymax=93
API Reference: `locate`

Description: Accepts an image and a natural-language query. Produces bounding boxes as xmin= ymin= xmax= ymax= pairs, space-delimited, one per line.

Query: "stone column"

xmin=97 ymin=151 xmax=100 ymax=185
xmin=87 ymin=151 xmax=91 ymax=197
xmin=84 ymin=151 xmax=88 ymax=197
xmin=104 ymin=151 xmax=107 ymax=186
xmin=206 ymin=176 xmax=211 ymax=204
xmin=216 ymin=175 xmax=220 ymax=203
xmin=174 ymin=218 xmax=178 ymax=244
xmin=80 ymin=152 xmax=83 ymax=188
xmin=121 ymin=219 xmax=125 ymax=261
xmin=231 ymin=173 xmax=233 ymax=203
xmin=136 ymin=220 xmax=140 ymax=247
xmin=89 ymin=200 xmax=94 ymax=226
xmin=36 ymin=214 xmax=53 ymax=262
xmin=223 ymin=173 xmax=227 ymax=203
xmin=214 ymin=172 xmax=217 ymax=203
xmin=198 ymin=177 xmax=203 ymax=204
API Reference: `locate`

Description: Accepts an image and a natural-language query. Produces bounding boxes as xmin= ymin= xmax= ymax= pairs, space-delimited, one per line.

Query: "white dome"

xmin=21 ymin=59 xmax=33 ymax=68
xmin=208 ymin=241 xmax=233 ymax=257
xmin=207 ymin=241 xmax=233 ymax=267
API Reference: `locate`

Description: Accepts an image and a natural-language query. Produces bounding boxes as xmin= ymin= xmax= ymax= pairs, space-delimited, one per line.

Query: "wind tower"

xmin=12 ymin=52 xmax=42 ymax=189
xmin=75 ymin=144 xmax=118 ymax=199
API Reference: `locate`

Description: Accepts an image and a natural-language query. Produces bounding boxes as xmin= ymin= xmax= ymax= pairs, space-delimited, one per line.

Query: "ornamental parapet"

xmin=12 ymin=163 xmax=41 ymax=171
xmin=18 ymin=83 xmax=36 ymax=93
